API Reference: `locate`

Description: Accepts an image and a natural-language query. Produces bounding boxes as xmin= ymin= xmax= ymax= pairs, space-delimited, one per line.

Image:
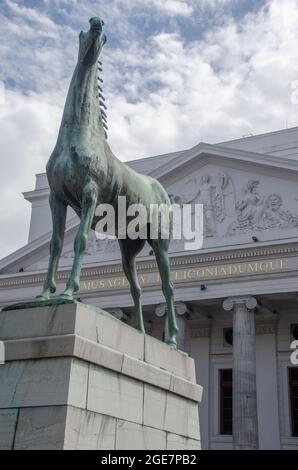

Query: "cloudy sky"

xmin=1 ymin=0 xmax=298 ymax=259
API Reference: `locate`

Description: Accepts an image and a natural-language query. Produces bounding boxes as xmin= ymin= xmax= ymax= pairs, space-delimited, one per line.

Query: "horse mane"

xmin=97 ymin=59 xmax=108 ymax=139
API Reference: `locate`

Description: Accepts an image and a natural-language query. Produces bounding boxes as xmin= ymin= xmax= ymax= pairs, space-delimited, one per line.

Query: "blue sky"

xmin=1 ymin=0 xmax=298 ymax=258
xmin=0 ymin=0 xmax=266 ymax=97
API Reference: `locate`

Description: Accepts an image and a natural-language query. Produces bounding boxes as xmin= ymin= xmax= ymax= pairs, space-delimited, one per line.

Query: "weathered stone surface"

xmin=0 ymin=409 xmax=18 ymax=450
xmin=14 ymin=406 xmax=67 ymax=450
xmin=143 ymin=384 xmax=167 ymax=430
xmin=74 ymin=335 xmax=123 ymax=373
xmin=144 ymin=384 xmax=200 ymax=440
xmin=116 ymin=420 xmax=166 ymax=450
xmin=0 ymin=303 xmax=145 ymax=360
xmin=144 ymin=335 xmax=195 ymax=382
xmin=167 ymin=433 xmax=201 ymax=450
xmin=75 ymin=304 xmax=145 ymax=360
xmin=12 ymin=406 xmax=117 ymax=450
xmin=87 ymin=364 xmax=143 ymax=424
xmin=0 ymin=358 xmax=88 ymax=409
xmin=4 ymin=334 xmax=76 ymax=362
xmin=0 ymin=304 xmax=76 ymax=340
xmin=68 ymin=359 xmax=89 ymax=408
xmin=170 ymin=375 xmax=203 ymax=403
xmin=3 ymin=334 xmax=199 ymax=402
xmin=64 ymin=407 xmax=116 ymax=450
xmin=122 ymin=354 xmax=172 ymax=390
xmin=164 ymin=392 xmax=199 ymax=439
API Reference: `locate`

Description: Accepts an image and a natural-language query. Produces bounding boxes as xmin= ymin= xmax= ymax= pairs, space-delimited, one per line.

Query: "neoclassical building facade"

xmin=1 ymin=127 xmax=298 ymax=450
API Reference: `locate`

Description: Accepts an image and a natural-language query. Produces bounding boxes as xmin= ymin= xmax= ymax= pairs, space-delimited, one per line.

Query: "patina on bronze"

xmin=29 ymin=17 xmax=178 ymax=346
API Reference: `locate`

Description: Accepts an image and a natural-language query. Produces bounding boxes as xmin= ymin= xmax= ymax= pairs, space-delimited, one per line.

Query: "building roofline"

xmin=125 ymin=148 xmax=186 ymax=165
xmin=218 ymin=125 xmax=298 ymax=146
xmin=33 ymin=126 xmax=298 ymax=184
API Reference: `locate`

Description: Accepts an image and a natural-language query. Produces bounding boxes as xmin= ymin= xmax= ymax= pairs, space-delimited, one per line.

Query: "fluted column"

xmin=223 ymin=296 xmax=259 ymax=450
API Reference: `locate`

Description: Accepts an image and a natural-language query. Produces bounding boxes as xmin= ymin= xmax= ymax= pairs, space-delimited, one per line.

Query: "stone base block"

xmin=0 ymin=303 xmax=202 ymax=450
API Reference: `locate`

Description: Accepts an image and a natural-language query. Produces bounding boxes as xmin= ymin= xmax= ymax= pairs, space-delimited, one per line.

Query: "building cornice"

xmin=23 ymin=187 xmax=50 ymax=202
xmin=1 ymin=241 xmax=298 ymax=290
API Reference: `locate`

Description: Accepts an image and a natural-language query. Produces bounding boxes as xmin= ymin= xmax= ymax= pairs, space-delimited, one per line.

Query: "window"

xmin=289 ymin=368 xmax=298 ymax=437
xmin=223 ymin=328 xmax=233 ymax=347
xmin=291 ymin=324 xmax=298 ymax=341
xmin=220 ymin=369 xmax=233 ymax=435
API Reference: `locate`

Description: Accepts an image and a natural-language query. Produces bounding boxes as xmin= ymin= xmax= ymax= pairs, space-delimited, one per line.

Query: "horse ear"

xmin=101 ymin=19 xmax=105 ymax=26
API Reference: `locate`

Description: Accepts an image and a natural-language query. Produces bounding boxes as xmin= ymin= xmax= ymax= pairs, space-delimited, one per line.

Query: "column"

xmin=223 ymin=296 xmax=259 ymax=450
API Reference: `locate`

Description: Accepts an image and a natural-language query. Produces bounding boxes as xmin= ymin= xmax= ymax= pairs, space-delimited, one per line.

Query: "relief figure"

xmin=257 ymin=194 xmax=298 ymax=229
xmin=229 ymin=180 xmax=263 ymax=233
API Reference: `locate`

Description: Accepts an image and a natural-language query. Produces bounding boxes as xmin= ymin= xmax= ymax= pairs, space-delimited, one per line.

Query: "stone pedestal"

xmin=0 ymin=302 xmax=202 ymax=450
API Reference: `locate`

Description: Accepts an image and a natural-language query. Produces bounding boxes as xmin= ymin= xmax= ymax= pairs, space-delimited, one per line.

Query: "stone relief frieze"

xmin=61 ymin=171 xmax=298 ymax=260
xmin=170 ymin=172 xmax=236 ymax=238
xmin=228 ymin=180 xmax=264 ymax=234
xmin=229 ymin=181 xmax=298 ymax=234
xmin=170 ymin=173 xmax=298 ymax=239
xmin=257 ymin=194 xmax=298 ymax=230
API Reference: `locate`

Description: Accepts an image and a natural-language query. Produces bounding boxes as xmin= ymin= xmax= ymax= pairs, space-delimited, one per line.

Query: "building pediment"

xmin=151 ymin=142 xmax=298 ymax=182
xmin=165 ymin=148 xmax=298 ymax=250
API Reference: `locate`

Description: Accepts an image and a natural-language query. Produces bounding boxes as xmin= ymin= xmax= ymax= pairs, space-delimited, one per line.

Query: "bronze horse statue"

xmin=36 ymin=17 xmax=178 ymax=347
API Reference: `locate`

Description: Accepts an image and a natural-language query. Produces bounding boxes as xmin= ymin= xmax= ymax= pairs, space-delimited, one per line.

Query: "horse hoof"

xmin=166 ymin=339 xmax=177 ymax=349
xmin=35 ymin=294 xmax=49 ymax=302
xmin=137 ymin=326 xmax=145 ymax=334
xmin=59 ymin=293 xmax=73 ymax=301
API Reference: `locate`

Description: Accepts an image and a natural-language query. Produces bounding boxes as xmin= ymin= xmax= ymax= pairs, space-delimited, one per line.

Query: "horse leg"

xmin=61 ymin=182 xmax=98 ymax=300
xmin=36 ymin=192 xmax=67 ymax=301
xmin=149 ymin=238 xmax=178 ymax=347
xmin=119 ymin=238 xmax=146 ymax=333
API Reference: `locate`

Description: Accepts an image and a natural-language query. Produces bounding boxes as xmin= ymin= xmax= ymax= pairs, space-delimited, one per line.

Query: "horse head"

xmin=78 ymin=17 xmax=107 ymax=68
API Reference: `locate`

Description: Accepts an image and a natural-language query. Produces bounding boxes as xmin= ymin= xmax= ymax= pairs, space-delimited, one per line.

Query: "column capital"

xmin=223 ymin=296 xmax=257 ymax=312
xmin=155 ymin=302 xmax=187 ymax=318
xmin=108 ymin=308 xmax=127 ymax=321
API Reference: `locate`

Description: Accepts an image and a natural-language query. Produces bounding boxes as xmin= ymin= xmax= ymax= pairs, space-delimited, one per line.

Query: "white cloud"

xmin=106 ymin=0 xmax=194 ymax=18
xmin=2 ymin=0 xmax=298 ymax=258
xmin=105 ymin=0 xmax=298 ymax=159
xmin=149 ymin=0 xmax=193 ymax=17
xmin=0 ymin=91 xmax=61 ymax=257
xmin=5 ymin=0 xmax=59 ymax=30
xmin=198 ymin=0 xmax=237 ymax=6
